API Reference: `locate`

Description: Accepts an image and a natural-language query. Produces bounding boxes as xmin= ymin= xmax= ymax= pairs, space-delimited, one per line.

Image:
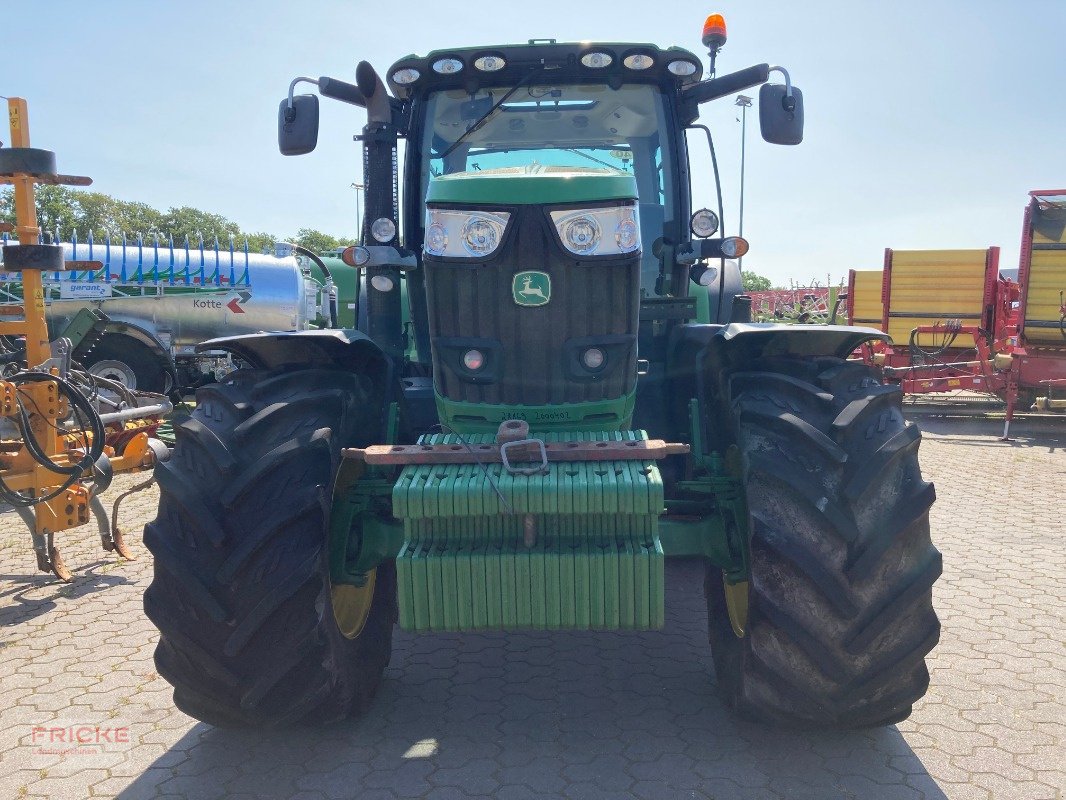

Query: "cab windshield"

xmin=419 ymin=82 xmax=675 ymax=288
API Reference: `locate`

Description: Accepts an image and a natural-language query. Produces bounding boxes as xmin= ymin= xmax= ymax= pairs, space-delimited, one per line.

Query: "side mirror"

xmin=759 ymin=83 xmax=803 ymax=145
xmin=278 ymin=94 xmax=319 ymax=156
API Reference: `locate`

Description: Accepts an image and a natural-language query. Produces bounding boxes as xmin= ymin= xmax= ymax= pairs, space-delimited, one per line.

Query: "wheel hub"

xmin=331 ymin=570 xmax=376 ymax=639
xmin=89 ymin=359 xmax=137 ymax=390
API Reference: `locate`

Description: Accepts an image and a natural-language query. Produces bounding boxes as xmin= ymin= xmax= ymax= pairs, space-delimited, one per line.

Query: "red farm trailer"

xmin=847 ymin=190 xmax=1066 ymax=437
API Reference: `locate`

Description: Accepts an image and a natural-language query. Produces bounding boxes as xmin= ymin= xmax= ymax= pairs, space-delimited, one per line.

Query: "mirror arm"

xmin=319 ymin=76 xmax=368 ymax=108
xmin=767 ymin=66 xmax=795 ymax=111
xmin=767 ymin=65 xmax=792 ymax=95
xmin=682 ymin=63 xmax=770 ymax=106
xmin=285 ymin=77 xmax=320 ymax=117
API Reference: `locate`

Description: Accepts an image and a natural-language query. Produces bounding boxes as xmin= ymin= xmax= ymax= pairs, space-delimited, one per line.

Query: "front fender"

xmin=666 ymin=322 xmax=887 ymax=447
xmin=198 ymin=329 xmax=399 ymax=441
xmin=196 ymin=329 xmax=389 ymax=374
xmin=71 ymin=317 xmax=168 ymax=359
xmin=712 ymin=323 xmax=887 ymax=366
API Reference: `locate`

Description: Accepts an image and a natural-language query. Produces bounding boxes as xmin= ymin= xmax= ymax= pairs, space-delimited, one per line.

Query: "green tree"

xmin=74 ymin=191 xmax=125 ymax=238
xmin=245 ymin=231 xmax=278 ymax=254
xmin=0 ymin=186 xmax=156 ymax=241
xmin=742 ymin=271 xmax=772 ymax=292
xmin=0 ymin=187 xmax=370 ymax=258
xmin=118 ymin=202 xmax=166 ymax=239
xmin=293 ymin=228 xmax=356 ymax=253
xmin=161 ymin=206 xmax=241 ymax=244
xmin=31 ymin=186 xmax=82 ymax=237
xmin=0 ymin=187 xmax=12 ymax=228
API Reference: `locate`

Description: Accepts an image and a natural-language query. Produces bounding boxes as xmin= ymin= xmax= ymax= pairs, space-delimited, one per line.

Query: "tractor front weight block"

xmin=331 ymin=423 xmax=746 ymax=634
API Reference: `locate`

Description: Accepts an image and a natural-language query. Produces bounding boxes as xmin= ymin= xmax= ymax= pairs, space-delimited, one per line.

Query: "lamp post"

xmin=350 ymin=182 xmax=365 ymax=242
xmin=735 ymin=94 xmax=753 ymax=269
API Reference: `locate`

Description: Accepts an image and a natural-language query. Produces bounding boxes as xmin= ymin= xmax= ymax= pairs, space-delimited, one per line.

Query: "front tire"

xmin=144 ymin=367 xmax=396 ymax=726
xmin=707 ymin=356 xmax=941 ymax=728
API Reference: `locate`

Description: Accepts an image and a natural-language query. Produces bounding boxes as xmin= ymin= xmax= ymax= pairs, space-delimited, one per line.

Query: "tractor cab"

xmin=277 ymin=36 xmax=803 ymax=436
xmin=403 ymin=47 xmax=694 ymax=296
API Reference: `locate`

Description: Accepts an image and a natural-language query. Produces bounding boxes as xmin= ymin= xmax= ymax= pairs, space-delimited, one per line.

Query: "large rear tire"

xmin=144 ymin=367 xmax=396 ymax=726
xmin=706 ymin=356 xmax=941 ymax=728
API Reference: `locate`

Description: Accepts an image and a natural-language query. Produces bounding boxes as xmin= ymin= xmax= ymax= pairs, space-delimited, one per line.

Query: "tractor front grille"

xmin=424 ymin=204 xmax=640 ymax=407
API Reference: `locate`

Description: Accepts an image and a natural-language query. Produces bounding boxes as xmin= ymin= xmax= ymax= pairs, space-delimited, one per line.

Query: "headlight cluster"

xmin=549 ymin=206 xmax=641 ymax=257
xmin=424 ymin=205 xmax=641 ymax=259
xmin=424 ymin=209 xmax=511 ymax=258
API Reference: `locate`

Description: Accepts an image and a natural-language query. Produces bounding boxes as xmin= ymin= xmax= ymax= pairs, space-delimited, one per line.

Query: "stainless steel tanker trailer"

xmin=0 ymin=238 xmax=344 ymax=393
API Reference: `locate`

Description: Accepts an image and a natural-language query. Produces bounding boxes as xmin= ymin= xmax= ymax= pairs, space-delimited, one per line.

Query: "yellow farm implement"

xmin=0 ymin=99 xmax=168 ymax=580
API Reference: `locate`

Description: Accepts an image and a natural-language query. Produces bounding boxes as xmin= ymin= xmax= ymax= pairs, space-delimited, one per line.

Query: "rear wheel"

xmin=144 ymin=367 xmax=396 ymax=726
xmin=706 ymin=356 xmax=941 ymax=728
xmin=83 ymin=334 xmax=170 ymax=394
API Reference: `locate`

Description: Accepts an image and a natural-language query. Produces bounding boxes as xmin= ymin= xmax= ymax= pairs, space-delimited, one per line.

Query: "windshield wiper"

xmin=439 ymin=68 xmax=544 ymax=160
xmin=562 ymin=149 xmax=624 ymax=170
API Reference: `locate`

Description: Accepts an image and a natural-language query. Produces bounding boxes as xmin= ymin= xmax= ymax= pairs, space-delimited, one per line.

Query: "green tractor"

xmin=144 ymin=19 xmax=940 ymax=729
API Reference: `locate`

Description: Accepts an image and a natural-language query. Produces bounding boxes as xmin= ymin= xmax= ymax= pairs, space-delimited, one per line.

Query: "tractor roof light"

xmin=623 ymin=53 xmax=655 ymax=70
xmin=473 ymin=54 xmax=506 ymax=71
xmin=702 ymin=14 xmax=727 ymax=52
xmin=390 ymin=67 xmax=420 ymax=85
xmin=432 ymin=57 xmax=464 ymax=75
xmin=580 ymin=51 xmax=614 ymax=68
xmin=667 ymin=59 xmax=699 ymax=77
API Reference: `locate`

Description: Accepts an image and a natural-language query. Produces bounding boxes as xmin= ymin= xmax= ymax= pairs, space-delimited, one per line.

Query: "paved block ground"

xmin=0 ymin=416 xmax=1062 ymax=800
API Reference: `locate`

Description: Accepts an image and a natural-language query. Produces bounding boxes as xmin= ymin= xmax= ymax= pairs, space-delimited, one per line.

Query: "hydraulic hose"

xmin=328 ymin=287 xmax=339 ymax=330
xmin=0 ymin=372 xmax=106 ymax=507
xmin=908 ymin=326 xmax=959 ymax=360
xmin=293 ymin=244 xmax=339 ymax=329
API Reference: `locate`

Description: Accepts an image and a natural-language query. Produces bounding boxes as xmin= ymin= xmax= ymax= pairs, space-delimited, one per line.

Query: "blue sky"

xmin=5 ymin=0 xmax=1064 ymax=287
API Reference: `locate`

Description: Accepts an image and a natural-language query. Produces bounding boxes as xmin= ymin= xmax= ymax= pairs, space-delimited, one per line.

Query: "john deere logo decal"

xmin=512 ymin=271 xmax=551 ymax=307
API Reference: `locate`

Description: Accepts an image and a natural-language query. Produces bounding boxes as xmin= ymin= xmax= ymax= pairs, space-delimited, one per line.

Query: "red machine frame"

xmin=1009 ymin=190 xmax=1066 ymax=412
xmin=853 ymin=191 xmax=1066 ymax=437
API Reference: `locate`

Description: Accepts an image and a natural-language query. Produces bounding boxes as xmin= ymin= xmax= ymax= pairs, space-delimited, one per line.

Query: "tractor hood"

xmin=425 ymin=165 xmax=637 ymax=206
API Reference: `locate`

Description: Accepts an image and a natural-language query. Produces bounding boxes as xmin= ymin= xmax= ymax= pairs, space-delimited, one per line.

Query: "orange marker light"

xmin=702 ymin=13 xmax=727 ymax=50
xmin=341 ymin=245 xmax=370 ymax=267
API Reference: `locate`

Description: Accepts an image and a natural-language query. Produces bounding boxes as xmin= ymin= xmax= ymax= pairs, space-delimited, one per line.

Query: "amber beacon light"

xmin=701 ymin=14 xmax=727 ymax=51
